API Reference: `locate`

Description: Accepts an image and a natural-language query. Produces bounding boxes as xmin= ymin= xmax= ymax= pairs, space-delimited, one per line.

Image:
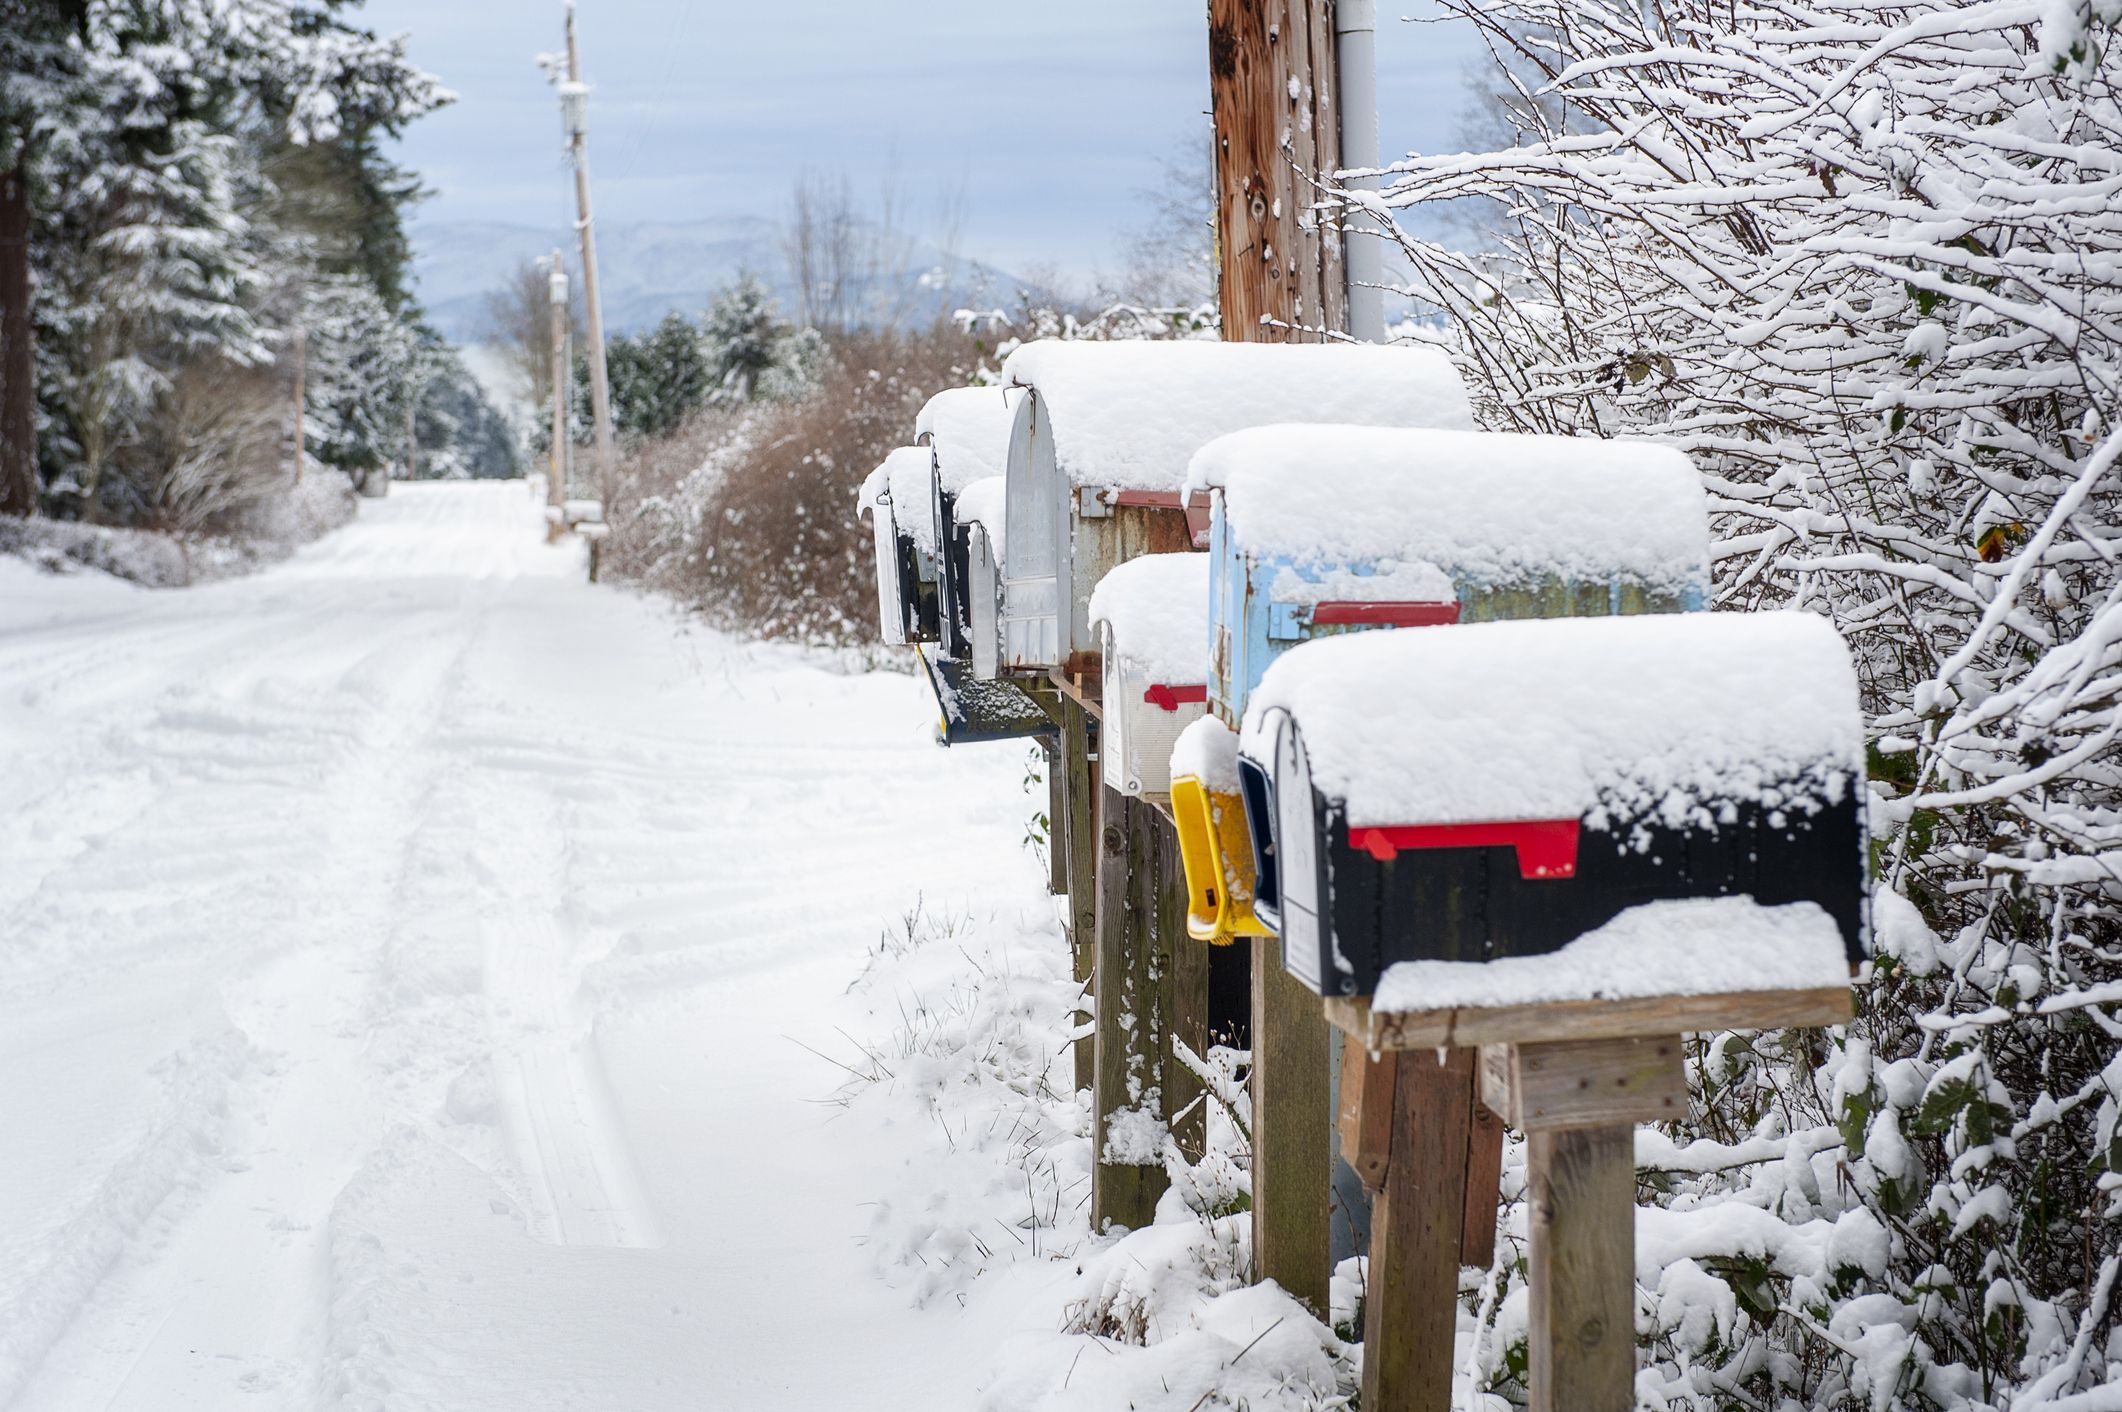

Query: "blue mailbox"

xmin=1181 ymin=425 xmax=1715 ymax=934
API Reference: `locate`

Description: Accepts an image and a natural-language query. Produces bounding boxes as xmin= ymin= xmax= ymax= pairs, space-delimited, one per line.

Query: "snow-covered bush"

xmin=1364 ymin=3 xmax=2122 ymax=1406
xmin=839 ymin=896 xmax=1356 ymax=1411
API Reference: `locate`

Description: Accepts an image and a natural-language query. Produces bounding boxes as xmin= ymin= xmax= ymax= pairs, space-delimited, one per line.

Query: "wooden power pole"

xmin=1207 ymin=0 xmax=1347 ymax=1319
xmin=557 ymin=2 xmax=617 ymax=507
xmin=1209 ymin=0 xmax=1347 ymax=343
xmin=0 ymin=159 xmax=35 ymax=518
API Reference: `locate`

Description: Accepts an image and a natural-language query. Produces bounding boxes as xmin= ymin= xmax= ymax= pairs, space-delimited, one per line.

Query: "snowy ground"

xmin=0 ymin=482 xmax=1078 ymax=1410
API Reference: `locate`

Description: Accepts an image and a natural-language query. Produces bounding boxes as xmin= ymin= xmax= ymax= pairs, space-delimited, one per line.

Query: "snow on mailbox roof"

xmin=1172 ymin=715 xmax=1242 ymax=794
xmin=999 ymin=340 xmax=1473 ymax=492
xmin=857 ymin=461 xmax=889 ymax=518
xmin=1089 ymin=552 xmax=1211 ymax=684
xmin=916 ymin=385 xmax=1017 ymax=494
xmin=1187 ymin=425 xmax=1709 ymax=595
xmin=1242 ymin=611 xmax=1861 ymax=831
xmin=878 ymin=446 xmax=941 ymax=555
xmin=1372 ymin=897 xmax=1851 ymax=1015
xmin=955 ymin=475 xmax=1006 ymax=553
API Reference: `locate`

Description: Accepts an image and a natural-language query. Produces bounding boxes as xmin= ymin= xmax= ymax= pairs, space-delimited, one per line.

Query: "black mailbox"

xmin=1238 ymin=612 xmax=1869 ymax=998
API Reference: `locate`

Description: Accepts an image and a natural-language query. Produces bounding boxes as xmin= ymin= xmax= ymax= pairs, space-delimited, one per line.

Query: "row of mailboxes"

xmin=995 ymin=340 xmax=1475 ymax=678
xmin=1235 ymin=612 xmax=1870 ymax=997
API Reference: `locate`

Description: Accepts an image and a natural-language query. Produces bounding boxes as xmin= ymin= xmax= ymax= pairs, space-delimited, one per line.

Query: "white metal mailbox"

xmin=996 ymin=341 xmax=1475 ymax=675
xmin=1088 ymin=552 xmax=1211 ymax=799
xmin=1237 ymin=612 xmax=1870 ymax=997
xmin=918 ymin=387 xmax=1017 ymax=662
xmin=857 ymin=458 xmax=909 ymax=647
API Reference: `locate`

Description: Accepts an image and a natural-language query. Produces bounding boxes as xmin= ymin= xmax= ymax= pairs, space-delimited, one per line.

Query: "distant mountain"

xmin=409 ymin=217 xmax=1033 ymax=344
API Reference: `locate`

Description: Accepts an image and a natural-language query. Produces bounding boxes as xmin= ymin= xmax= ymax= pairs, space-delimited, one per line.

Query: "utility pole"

xmin=291 ymin=325 xmax=306 ymax=487
xmin=548 ymin=252 xmax=570 ymax=544
xmin=1206 ymin=0 xmax=1346 ymax=1322
xmin=1208 ymin=0 xmax=1347 ymax=343
xmin=0 ymin=158 xmax=35 ymax=518
xmin=555 ymin=2 xmax=616 ymax=507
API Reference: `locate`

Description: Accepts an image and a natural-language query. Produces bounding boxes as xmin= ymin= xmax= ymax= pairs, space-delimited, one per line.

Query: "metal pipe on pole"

xmin=558 ymin=1 xmax=616 ymax=508
xmin=1335 ymin=0 xmax=1387 ymax=344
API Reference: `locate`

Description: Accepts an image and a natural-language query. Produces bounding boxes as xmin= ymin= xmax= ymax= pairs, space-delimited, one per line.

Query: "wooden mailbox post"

xmin=1242 ymin=611 xmax=1869 ymax=1412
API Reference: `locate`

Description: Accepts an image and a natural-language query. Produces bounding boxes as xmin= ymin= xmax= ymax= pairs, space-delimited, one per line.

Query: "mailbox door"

xmin=1268 ymin=712 xmax=1330 ymax=994
xmin=969 ymin=527 xmax=1003 ymax=679
xmin=869 ymin=505 xmax=907 ymax=647
xmin=1238 ymin=753 xmax=1280 ymax=929
xmin=1001 ymin=394 xmax=1063 ymax=669
xmin=921 ymin=649 xmax=1055 ymax=746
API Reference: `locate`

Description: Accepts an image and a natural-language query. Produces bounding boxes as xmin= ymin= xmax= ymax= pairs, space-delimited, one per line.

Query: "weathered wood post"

xmin=1092 ymin=786 xmax=1205 ymax=1227
xmin=1060 ymin=698 xmax=1100 ymax=1096
xmin=1206 ymin=0 xmax=1350 ymax=1313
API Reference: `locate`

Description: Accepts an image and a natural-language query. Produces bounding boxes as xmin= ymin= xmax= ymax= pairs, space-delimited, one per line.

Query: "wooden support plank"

xmin=1250 ymin=937 xmax=1333 ymax=1314
xmin=1507 ymin=1036 xmax=1687 ymax=1131
xmin=1361 ymin=1049 xmax=1473 ymax=1412
xmin=1164 ymin=812 xmax=1209 ymax=1166
xmin=1043 ymin=738 xmax=1066 ymax=897
xmin=1325 ymin=985 xmax=1854 ymax=1052
xmin=1335 ymin=1030 xmax=1395 ymax=1192
xmin=1061 ymin=700 xmax=1099 ymax=1095
xmin=1091 ymin=790 xmax=1201 ymax=1229
xmin=1462 ymin=1093 xmax=1506 ymax=1268
xmin=1528 ymin=1122 xmax=1636 ymax=1412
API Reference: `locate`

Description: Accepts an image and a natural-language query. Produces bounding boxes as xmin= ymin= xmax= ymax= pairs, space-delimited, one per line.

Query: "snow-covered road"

xmin=0 ymin=483 xmax=1059 ymax=1410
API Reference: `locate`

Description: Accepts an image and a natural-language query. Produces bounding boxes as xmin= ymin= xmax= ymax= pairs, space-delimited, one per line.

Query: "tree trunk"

xmin=0 ymin=158 xmax=35 ymax=517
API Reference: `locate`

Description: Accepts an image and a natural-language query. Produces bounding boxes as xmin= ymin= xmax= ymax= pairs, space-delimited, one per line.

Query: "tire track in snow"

xmin=482 ymin=910 xmax=661 ymax=1249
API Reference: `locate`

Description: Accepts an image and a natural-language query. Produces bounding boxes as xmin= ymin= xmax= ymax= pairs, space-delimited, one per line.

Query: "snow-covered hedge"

xmin=1365 ymin=3 xmax=2122 ymax=1406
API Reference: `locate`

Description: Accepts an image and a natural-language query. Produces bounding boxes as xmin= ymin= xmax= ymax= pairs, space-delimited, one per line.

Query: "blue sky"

xmin=359 ymin=0 xmax=1488 ymax=281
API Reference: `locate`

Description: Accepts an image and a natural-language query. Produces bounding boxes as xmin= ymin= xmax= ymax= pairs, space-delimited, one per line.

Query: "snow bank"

xmin=999 ymin=340 xmax=1473 ymax=492
xmin=1243 ymin=611 xmax=1863 ymax=831
xmin=1171 ymin=716 xmax=1241 ymax=794
xmin=877 ymin=446 xmax=941 ymax=555
xmin=1372 ymin=897 xmax=1851 ymax=1013
xmin=0 ymin=472 xmax=360 ymax=587
xmin=917 ymin=385 xmax=1017 ymax=495
xmin=1189 ymin=424 xmax=1710 ymax=596
xmin=1089 ymin=552 xmax=1210 ymax=684
xmin=839 ymin=875 xmax=1353 ymax=1411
